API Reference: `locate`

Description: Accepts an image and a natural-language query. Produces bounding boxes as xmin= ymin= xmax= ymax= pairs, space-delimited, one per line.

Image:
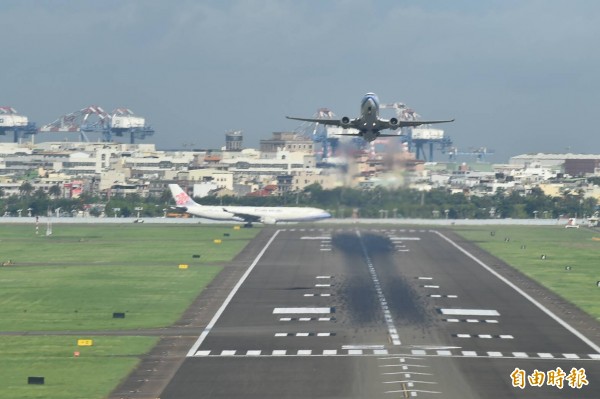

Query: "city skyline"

xmin=2 ymin=1 xmax=600 ymax=162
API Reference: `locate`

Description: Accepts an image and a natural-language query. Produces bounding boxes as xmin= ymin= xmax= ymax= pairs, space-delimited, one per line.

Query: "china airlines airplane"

xmin=286 ymin=92 xmax=454 ymax=142
xmin=169 ymin=184 xmax=331 ymax=226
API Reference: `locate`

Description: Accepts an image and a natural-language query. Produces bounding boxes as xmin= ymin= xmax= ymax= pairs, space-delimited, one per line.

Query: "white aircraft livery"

xmin=169 ymin=184 xmax=331 ymax=226
xmin=286 ymin=92 xmax=454 ymax=142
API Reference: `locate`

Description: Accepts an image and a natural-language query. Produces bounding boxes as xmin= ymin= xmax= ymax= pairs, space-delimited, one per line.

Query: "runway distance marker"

xmin=273 ymin=307 xmax=334 ymax=314
xmin=438 ymin=308 xmax=500 ymax=316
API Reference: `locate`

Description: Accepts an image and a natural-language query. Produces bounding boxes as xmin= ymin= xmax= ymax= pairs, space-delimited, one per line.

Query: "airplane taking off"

xmin=286 ymin=92 xmax=454 ymax=142
xmin=168 ymin=184 xmax=331 ymax=226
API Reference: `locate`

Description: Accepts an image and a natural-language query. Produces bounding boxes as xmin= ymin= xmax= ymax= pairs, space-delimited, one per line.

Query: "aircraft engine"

xmin=261 ymin=216 xmax=277 ymax=225
xmin=389 ymin=117 xmax=399 ymax=129
xmin=341 ymin=116 xmax=351 ymax=128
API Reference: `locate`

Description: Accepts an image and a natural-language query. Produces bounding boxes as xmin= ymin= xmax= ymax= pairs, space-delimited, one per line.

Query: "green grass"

xmin=0 ymin=224 xmax=257 ymax=264
xmin=0 ymin=223 xmax=259 ymax=399
xmin=0 ymin=336 xmax=157 ymax=399
xmin=0 ymin=224 xmax=258 ymax=331
xmin=0 ymin=264 xmax=221 ymax=331
xmin=451 ymin=226 xmax=600 ymax=320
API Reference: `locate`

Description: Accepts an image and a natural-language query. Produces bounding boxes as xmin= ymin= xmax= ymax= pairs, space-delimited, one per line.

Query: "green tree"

xmin=48 ymin=185 xmax=62 ymax=198
xmin=19 ymin=181 xmax=34 ymax=196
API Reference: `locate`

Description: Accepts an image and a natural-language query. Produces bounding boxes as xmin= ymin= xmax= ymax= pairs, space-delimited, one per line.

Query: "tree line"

xmin=3 ymin=182 xmax=595 ymax=219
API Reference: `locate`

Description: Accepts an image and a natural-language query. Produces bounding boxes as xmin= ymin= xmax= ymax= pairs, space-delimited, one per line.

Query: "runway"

xmin=160 ymin=227 xmax=600 ymax=398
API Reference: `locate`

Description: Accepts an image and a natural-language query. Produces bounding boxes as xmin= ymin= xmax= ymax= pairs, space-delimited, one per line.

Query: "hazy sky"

xmin=2 ymin=0 xmax=600 ymax=162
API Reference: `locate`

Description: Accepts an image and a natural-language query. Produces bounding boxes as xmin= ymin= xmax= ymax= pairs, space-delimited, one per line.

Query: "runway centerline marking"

xmin=434 ymin=230 xmax=600 ymax=354
xmin=357 ymin=229 xmax=401 ymax=345
xmin=185 ymin=229 xmax=281 ymax=357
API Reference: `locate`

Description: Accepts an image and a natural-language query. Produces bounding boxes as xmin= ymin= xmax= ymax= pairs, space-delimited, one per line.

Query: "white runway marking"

xmin=273 ymin=307 xmax=334 ymax=314
xmin=357 ymin=230 xmax=401 ymax=345
xmin=434 ymin=230 xmax=600 ymax=354
xmin=193 ymin=350 xmax=600 ymax=359
xmin=458 ymin=319 xmax=494 ymax=325
xmin=418 ymin=277 xmax=433 ymax=280
xmin=439 ymin=309 xmax=500 ymax=316
xmin=300 ymin=236 xmax=331 ymax=240
xmin=389 ymin=237 xmax=421 ymax=240
xmin=186 ymin=230 xmax=281 ymax=357
xmin=275 ymin=332 xmax=336 ymax=337
xmin=423 ymin=285 xmax=440 ymax=289
xmin=343 ymin=345 xmax=385 ymax=350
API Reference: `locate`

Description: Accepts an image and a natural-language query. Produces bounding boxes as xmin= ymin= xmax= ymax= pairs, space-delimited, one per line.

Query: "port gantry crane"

xmin=39 ymin=106 xmax=155 ymax=143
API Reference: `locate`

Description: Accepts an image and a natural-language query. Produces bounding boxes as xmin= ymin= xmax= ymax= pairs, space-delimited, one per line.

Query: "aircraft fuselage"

xmin=358 ymin=92 xmax=381 ymax=141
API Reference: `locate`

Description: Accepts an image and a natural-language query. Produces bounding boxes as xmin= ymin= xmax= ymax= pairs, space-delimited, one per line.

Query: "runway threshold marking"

xmin=434 ymin=230 xmax=600 ymax=354
xmin=185 ymin=229 xmax=282 ymax=357
xmin=191 ymin=349 xmax=600 ymax=359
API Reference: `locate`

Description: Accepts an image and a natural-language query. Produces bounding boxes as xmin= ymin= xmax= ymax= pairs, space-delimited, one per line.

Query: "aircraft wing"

xmin=285 ymin=116 xmax=344 ymax=127
xmin=222 ymin=208 xmax=261 ymax=223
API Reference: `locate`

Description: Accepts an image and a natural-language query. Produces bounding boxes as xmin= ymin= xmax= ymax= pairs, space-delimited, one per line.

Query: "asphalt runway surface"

xmin=160 ymin=227 xmax=600 ymax=398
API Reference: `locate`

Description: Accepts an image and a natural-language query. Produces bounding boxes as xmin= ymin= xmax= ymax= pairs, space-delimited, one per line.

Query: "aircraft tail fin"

xmin=169 ymin=184 xmax=199 ymax=208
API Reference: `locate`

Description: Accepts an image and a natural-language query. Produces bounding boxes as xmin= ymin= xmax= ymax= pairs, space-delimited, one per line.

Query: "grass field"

xmin=0 ymin=336 xmax=157 ymax=399
xmin=451 ymin=225 xmax=600 ymax=321
xmin=0 ymin=223 xmax=259 ymax=399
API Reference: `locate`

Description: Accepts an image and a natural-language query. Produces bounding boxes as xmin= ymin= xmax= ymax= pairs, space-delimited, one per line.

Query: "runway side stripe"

xmin=433 ymin=230 xmax=600 ymax=354
xmin=186 ymin=229 xmax=281 ymax=357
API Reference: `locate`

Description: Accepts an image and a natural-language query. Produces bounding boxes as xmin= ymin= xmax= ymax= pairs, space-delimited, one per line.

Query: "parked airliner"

xmin=169 ymin=184 xmax=331 ymax=226
xmin=286 ymin=92 xmax=454 ymax=142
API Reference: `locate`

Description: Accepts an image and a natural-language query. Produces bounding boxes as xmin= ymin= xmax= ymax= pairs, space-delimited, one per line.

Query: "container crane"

xmin=39 ymin=106 xmax=155 ymax=143
xmin=292 ymin=108 xmax=343 ymax=159
xmin=380 ymin=102 xmax=453 ymax=161
xmin=0 ymin=107 xmax=37 ymax=142
xmin=447 ymin=146 xmax=495 ymax=162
